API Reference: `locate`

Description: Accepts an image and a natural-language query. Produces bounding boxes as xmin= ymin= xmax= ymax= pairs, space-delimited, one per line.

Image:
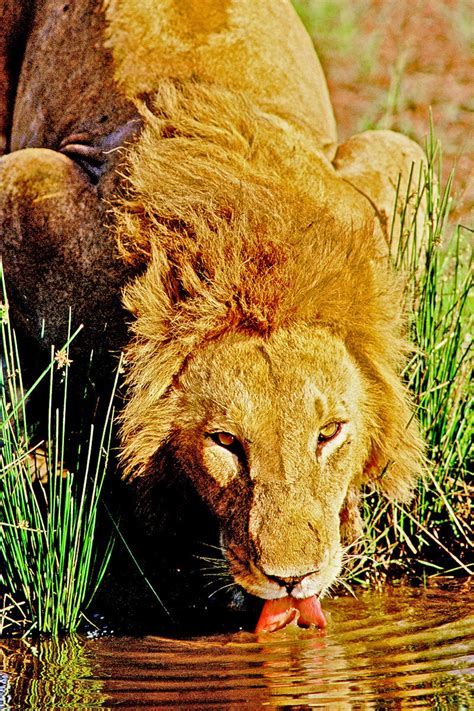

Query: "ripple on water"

xmin=1 ymin=578 xmax=473 ymax=708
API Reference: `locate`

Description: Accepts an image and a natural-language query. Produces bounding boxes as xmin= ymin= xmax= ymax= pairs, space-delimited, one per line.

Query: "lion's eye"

xmin=318 ymin=422 xmax=341 ymax=443
xmin=208 ymin=431 xmax=246 ymax=462
xmin=211 ymin=432 xmax=236 ymax=448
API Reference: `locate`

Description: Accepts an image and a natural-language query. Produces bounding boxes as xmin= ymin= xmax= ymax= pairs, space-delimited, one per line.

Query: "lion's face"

xmin=168 ymin=325 xmax=372 ymax=601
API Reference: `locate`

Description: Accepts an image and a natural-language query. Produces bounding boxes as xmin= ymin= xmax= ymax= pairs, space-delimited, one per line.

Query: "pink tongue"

xmin=255 ymin=595 xmax=327 ymax=633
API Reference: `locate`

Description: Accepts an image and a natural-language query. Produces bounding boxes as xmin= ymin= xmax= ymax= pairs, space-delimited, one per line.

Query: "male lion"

xmin=1 ymin=0 xmax=425 ymax=632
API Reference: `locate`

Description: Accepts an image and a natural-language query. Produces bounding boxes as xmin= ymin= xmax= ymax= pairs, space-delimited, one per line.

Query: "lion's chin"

xmin=255 ymin=595 xmax=327 ymax=633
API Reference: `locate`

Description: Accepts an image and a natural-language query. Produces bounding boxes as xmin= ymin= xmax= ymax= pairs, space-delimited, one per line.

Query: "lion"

xmin=0 ymin=0 xmax=425 ymax=632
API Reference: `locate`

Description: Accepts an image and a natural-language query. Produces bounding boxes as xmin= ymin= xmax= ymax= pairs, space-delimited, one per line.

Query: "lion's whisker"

xmin=203 ymin=577 xmax=230 ymax=589
xmin=198 ymin=563 xmax=228 ymax=571
xmin=194 ymin=555 xmax=227 ymax=566
xmin=207 ymin=581 xmax=238 ymax=599
xmin=200 ymin=569 xmax=230 ymax=578
xmin=198 ymin=542 xmax=226 ymax=554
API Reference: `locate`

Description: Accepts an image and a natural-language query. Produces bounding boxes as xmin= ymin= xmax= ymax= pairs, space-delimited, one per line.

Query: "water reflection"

xmin=2 ymin=579 xmax=473 ymax=708
xmin=1 ymin=634 xmax=108 ymax=708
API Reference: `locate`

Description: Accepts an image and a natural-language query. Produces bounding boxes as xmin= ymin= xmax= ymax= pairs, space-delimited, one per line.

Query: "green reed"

xmin=351 ymin=126 xmax=473 ymax=584
xmin=0 ymin=266 xmax=117 ymax=634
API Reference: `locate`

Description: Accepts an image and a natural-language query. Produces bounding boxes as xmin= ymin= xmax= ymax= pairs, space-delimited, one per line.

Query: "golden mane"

xmin=114 ymin=78 xmax=423 ymax=500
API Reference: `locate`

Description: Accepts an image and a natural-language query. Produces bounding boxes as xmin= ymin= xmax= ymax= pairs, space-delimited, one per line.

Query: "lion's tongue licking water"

xmin=255 ymin=595 xmax=327 ymax=633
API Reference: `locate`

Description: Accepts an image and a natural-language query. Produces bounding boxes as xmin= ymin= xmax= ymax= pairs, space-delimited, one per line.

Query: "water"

xmin=1 ymin=579 xmax=473 ymax=709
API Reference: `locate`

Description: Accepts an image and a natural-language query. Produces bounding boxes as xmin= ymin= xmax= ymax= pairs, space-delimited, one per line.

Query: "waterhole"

xmin=1 ymin=579 xmax=472 ymax=708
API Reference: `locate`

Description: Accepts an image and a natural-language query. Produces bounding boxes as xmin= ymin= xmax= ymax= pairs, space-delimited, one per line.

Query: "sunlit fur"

xmin=115 ymin=79 xmax=424 ymax=599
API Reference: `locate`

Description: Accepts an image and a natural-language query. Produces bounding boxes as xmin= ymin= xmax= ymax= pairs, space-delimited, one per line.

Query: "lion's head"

xmin=115 ymin=79 xmax=423 ymax=617
xmin=160 ymin=326 xmax=373 ymax=601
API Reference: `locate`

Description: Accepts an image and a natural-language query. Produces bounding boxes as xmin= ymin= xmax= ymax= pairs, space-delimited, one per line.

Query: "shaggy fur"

xmin=116 ymin=79 xmax=423 ymax=504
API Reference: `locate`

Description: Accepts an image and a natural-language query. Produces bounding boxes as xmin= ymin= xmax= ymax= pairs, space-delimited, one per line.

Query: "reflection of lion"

xmin=1 ymin=0 xmax=425 ymax=628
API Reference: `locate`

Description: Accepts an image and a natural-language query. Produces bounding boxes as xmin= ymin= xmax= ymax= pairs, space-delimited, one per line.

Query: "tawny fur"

xmin=116 ymin=79 xmax=423 ymax=504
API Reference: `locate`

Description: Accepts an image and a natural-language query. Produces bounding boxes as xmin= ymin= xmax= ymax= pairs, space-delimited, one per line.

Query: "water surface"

xmin=1 ymin=578 xmax=473 ymax=708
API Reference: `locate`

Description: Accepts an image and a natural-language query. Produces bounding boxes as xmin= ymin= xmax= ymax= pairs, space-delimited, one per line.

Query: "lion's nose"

xmin=267 ymin=571 xmax=319 ymax=594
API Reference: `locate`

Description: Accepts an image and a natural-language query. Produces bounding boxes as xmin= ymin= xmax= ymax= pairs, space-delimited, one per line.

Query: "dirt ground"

xmin=300 ymin=0 xmax=473 ymax=227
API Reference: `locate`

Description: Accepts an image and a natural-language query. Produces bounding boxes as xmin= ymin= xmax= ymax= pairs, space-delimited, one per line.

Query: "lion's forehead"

xmin=184 ymin=330 xmax=365 ymax=434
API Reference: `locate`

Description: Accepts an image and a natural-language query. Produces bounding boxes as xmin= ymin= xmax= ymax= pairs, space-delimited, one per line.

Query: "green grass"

xmin=292 ymin=0 xmax=363 ymax=54
xmin=348 ymin=127 xmax=473 ymax=586
xmin=0 ymin=270 xmax=118 ymax=634
xmin=292 ymin=0 xmax=379 ymax=80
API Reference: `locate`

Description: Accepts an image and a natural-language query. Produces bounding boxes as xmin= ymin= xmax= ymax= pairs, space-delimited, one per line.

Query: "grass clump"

xmin=0 ymin=269 xmax=118 ymax=634
xmin=350 ymin=128 xmax=472 ymax=585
